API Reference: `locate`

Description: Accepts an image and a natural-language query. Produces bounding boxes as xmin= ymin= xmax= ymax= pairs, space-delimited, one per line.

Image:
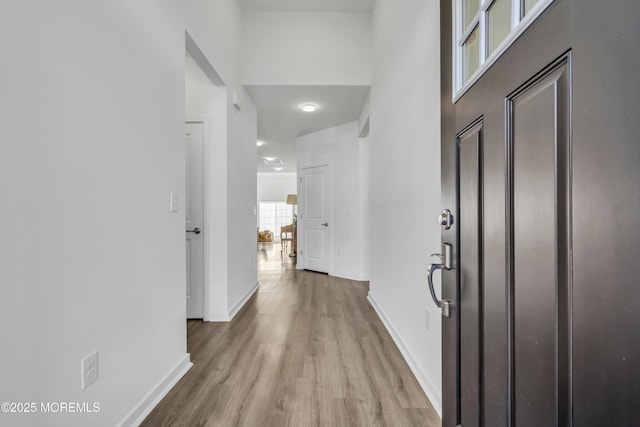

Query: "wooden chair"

xmin=280 ymin=224 xmax=294 ymax=255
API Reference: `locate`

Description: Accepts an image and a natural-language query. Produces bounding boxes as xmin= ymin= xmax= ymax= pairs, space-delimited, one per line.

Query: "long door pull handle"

xmin=428 ymin=262 xmax=444 ymax=309
xmin=187 ymin=228 xmax=202 ymax=234
xmin=428 ymin=254 xmax=450 ymax=317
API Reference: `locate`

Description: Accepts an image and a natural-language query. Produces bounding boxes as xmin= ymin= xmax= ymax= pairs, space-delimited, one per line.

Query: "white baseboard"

xmin=206 ymin=281 xmax=259 ymax=323
xmin=367 ymin=293 xmax=442 ymax=417
xmin=229 ymin=281 xmax=259 ymax=321
xmin=330 ymin=270 xmax=369 ymax=282
xmin=206 ymin=311 xmax=231 ymax=322
xmin=118 ymin=353 xmax=192 ymax=427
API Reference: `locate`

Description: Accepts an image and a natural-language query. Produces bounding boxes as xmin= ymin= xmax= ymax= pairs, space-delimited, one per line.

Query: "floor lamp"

xmin=286 ymin=194 xmax=297 ymax=257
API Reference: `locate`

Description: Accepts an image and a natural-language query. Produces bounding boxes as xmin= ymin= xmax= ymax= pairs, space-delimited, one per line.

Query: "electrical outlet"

xmin=81 ymin=351 xmax=99 ymax=390
xmin=425 ymin=308 xmax=431 ymax=330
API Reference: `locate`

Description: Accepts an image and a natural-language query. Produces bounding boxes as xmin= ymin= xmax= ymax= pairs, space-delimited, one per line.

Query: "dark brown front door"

xmin=439 ymin=1 xmax=640 ymax=426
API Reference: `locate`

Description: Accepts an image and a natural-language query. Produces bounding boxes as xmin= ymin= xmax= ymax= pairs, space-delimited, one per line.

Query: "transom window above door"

xmin=454 ymin=0 xmax=554 ymax=100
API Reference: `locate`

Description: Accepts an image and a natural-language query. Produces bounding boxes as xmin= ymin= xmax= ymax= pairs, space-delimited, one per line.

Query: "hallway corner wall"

xmin=369 ymin=0 xmax=443 ymax=415
xmin=186 ymin=0 xmax=259 ymax=321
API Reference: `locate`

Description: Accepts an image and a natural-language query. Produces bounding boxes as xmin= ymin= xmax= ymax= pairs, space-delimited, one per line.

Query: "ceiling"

xmin=239 ymin=0 xmax=374 ymax=12
xmin=246 ymin=85 xmax=370 ymax=173
xmin=240 ymin=0 xmax=373 ymax=174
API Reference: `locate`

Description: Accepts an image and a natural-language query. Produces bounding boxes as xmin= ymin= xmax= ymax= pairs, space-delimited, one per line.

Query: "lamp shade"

xmin=286 ymin=194 xmax=297 ymax=205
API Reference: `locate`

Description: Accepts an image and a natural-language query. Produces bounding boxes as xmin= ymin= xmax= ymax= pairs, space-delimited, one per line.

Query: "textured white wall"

xmin=297 ymin=121 xmax=369 ymax=281
xmin=242 ymin=11 xmax=372 ymax=85
xmin=0 ymin=1 xmax=187 ymax=426
xmin=369 ymin=0 xmax=443 ymax=415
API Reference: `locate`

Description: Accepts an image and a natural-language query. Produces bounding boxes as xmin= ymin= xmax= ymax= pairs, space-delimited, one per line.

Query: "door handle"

xmin=186 ymin=228 xmax=201 ymax=234
xmin=321 ymin=223 xmax=328 ymax=227
xmin=427 ymin=248 xmax=452 ymax=317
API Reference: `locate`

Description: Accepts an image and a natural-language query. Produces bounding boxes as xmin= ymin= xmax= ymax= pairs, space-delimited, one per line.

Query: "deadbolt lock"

xmin=438 ymin=209 xmax=453 ymax=230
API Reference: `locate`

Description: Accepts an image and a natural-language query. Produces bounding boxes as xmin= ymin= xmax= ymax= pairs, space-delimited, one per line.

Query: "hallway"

xmin=142 ymin=243 xmax=440 ymax=426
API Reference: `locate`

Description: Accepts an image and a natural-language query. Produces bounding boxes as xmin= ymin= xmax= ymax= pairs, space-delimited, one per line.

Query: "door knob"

xmin=321 ymin=223 xmax=328 ymax=227
xmin=187 ymin=228 xmax=201 ymax=234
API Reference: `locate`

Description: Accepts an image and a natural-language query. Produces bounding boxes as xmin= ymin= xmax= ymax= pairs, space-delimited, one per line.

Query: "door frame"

xmin=186 ymin=116 xmax=213 ymax=321
xmin=296 ymin=161 xmax=333 ymax=273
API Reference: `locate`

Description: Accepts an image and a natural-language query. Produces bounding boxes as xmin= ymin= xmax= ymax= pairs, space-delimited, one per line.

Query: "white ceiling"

xmin=240 ymin=0 xmax=373 ymax=174
xmin=239 ymin=0 xmax=374 ymax=12
xmin=246 ymin=85 xmax=370 ymax=173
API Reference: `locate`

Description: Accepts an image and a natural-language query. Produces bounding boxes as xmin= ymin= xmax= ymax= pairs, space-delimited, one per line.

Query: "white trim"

xmin=481 ymin=0 xmax=496 ymax=13
xmin=453 ymin=0 xmax=555 ymax=101
xmin=368 ymin=293 xmax=443 ymax=418
xmin=512 ymin=0 xmax=522 ymax=32
xmin=459 ymin=16 xmax=480 ymax=45
xmin=186 ymin=116 xmax=213 ymax=322
xmin=452 ymin=0 xmax=463 ymax=93
xmin=479 ymin=9 xmax=487 ymax=63
xmin=229 ymin=281 xmax=259 ymax=321
xmin=329 ymin=270 xmax=369 ymax=282
xmin=117 ymin=354 xmax=192 ymax=427
xmin=207 ymin=310 xmax=231 ymax=322
xmin=206 ymin=281 xmax=259 ymax=322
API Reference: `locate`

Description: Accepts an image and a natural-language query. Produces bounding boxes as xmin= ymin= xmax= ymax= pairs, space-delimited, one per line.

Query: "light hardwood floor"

xmin=142 ymin=243 xmax=441 ymax=427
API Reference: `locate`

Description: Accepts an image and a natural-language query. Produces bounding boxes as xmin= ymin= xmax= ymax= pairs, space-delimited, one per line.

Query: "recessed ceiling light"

xmin=273 ymin=167 xmax=283 ymax=171
xmin=301 ymin=104 xmax=317 ymax=113
xmin=256 ymin=140 xmax=264 ymax=147
xmin=263 ymin=158 xmax=283 ymax=167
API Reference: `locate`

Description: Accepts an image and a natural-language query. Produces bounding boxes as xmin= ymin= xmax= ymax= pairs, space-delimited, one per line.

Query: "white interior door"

xmin=301 ymin=165 xmax=331 ymax=273
xmin=185 ymin=122 xmax=204 ymax=318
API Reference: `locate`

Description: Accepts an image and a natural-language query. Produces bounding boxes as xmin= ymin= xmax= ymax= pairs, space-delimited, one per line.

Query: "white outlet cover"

xmin=81 ymin=350 xmax=99 ymax=390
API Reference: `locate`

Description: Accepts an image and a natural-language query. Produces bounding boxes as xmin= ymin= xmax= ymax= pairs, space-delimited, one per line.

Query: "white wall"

xmin=297 ymin=122 xmax=369 ymax=281
xmin=257 ymin=173 xmax=297 ymax=202
xmin=0 ymin=1 xmax=258 ymax=425
xmin=186 ymin=0 xmax=241 ymax=91
xmin=1 ymin=1 xmax=188 ymax=426
xmin=226 ymin=90 xmax=258 ymax=314
xmin=368 ymin=0 xmax=443 ymax=415
xmin=185 ymin=55 xmax=230 ymax=320
xmin=242 ymin=12 xmax=372 ymax=85
xmin=186 ymin=0 xmax=259 ymax=321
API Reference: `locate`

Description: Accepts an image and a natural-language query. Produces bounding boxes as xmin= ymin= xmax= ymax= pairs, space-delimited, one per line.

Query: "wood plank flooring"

xmin=141 ymin=243 xmax=441 ymax=427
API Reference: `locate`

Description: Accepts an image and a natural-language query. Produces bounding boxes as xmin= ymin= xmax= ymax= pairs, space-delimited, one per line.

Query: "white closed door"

xmin=185 ymin=122 xmax=204 ymax=319
xmin=301 ymin=165 xmax=331 ymax=273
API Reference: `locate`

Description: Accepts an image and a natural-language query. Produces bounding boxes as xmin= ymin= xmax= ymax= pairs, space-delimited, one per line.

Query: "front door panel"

xmin=441 ymin=0 xmax=640 ymax=425
xmin=509 ymin=59 xmax=571 ymax=427
xmin=458 ymin=121 xmax=484 ymax=427
xmin=441 ymin=1 xmax=573 ymax=426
